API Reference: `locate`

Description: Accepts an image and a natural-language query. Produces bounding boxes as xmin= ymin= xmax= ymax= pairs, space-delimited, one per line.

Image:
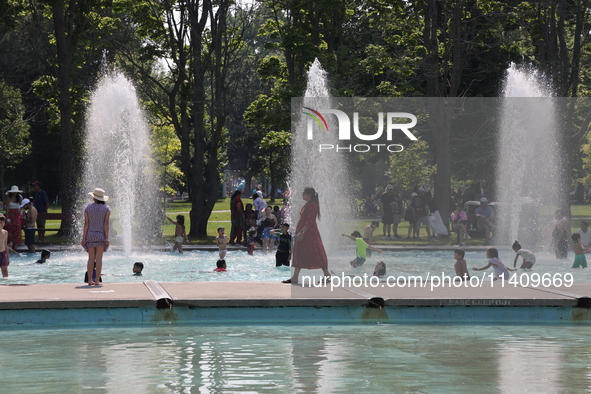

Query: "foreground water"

xmin=3 ymin=249 xmax=591 ymax=284
xmin=1 ymin=323 xmax=589 ymax=393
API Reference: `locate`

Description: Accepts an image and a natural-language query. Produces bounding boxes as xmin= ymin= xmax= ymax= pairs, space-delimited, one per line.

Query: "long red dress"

xmin=6 ymin=205 xmax=22 ymax=246
xmin=292 ymin=202 xmax=328 ymax=269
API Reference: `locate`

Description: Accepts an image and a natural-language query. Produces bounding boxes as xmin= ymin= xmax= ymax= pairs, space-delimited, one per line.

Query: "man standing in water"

xmin=21 ymin=199 xmax=37 ymax=253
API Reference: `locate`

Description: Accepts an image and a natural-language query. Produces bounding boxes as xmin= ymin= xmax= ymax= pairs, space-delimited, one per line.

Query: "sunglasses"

xmin=0 ymin=218 xmax=5 ymax=221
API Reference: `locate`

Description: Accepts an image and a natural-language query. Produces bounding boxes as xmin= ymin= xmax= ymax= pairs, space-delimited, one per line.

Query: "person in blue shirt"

xmin=32 ymin=181 xmax=49 ymax=243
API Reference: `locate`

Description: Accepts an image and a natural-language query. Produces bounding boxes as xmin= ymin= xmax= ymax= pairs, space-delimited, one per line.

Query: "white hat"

xmin=411 ymin=192 xmax=417 ymax=197
xmin=89 ymin=188 xmax=109 ymax=202
xmin=256 ymin=191 xmax=263 ymax=198
xmin=19 ymin=199 xmax=30 ymax=208
xmin=8 ymin=185 xmax=22 ymax=193
xmin=480 ymin=197 xmax=488 ymax=203
xmin=418 ymin=187 xmax=425 ymax=192
xmin=386 ymin=185 xmax=394 ymax=190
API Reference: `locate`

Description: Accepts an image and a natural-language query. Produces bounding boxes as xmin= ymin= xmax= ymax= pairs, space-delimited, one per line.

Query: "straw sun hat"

xmin=89 ymin=188 xmax=109 ymax=202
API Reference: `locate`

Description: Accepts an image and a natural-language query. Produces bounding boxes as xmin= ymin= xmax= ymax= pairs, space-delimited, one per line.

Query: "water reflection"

xmin=1 ymin=324 xmax=591 ymax=393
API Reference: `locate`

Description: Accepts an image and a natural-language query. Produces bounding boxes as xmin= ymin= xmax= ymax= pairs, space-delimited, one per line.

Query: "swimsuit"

xmin=24 ymin=228 xmax=36 ymax=246
xmin=573 ymin=254 xmax=587 ymax=268
xmin=354 ymin=256 xmax=366 ymax=267
xmin=247 ymin=237 xmax=255 ymax=255
xmin=489 ymin=257 xmax=510 ymax=280
xmin=516 ymin=249 xmax=536 ymax=266
xmin=0 ymin=250 xmax=8 ymax=267
xmin=175 ymin=236 xmax=184 ymax=243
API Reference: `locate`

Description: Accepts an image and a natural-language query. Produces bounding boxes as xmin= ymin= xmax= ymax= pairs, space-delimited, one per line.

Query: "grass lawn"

xmin=26 ymin=202 xmax=591 ymax=246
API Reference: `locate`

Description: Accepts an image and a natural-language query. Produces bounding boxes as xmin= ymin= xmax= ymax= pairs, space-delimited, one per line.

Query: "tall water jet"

xmin=290 ymin=59 xmax=350 ymax=253
xmin=83 ymin=71 xmax=159 ymax=256
xmin=496 ymin=64 xmax=559 ymax=247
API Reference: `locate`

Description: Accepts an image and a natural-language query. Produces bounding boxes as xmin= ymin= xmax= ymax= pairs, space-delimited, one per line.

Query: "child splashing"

xmin=341 ymin=231 xmax=383 ymax=268
xmin=216 ymin=227 xmax=228 ymax=259
xmin=511 ymin=240 xmax=536 ymax=269
xmin=163 ymin=212 xmax=189 ymax=254
xmin=473 ymin=248 xmax=515 ymax=280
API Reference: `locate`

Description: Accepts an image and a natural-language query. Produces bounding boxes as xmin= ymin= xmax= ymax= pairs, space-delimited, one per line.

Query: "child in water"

xmin=572 ymin=233 xmax=590 ymax=268
xmin=247 ymin=230 xmax=256 ymax=255
xmin=133 ymin=262 xmax=144 ymax=275
xmin=341 ymin=231 xmax=383 ymax=268
xmin=164 ymin=212 xmax=189 ymax=254
xmin=453 ymin=249 xmax=470 ymax=280
xmin=473 ymin=248 xmax=515 ymax=280
xmin=0 ymin=214 xmax=9 ymax=277
xmin=270 ymin=223 xmax=292 ymax=267
xmin=214 ymin=259 xmax=227 ymax=272
xmin=512 ymin=240 xmax=536 ymax=269
xmin=36 ymin=249 xmax=51 ymax=264
xmin=216 ymin=227 xmax=228 ymax=259
xmin=373 ymin=261 xmax=386 ymax=277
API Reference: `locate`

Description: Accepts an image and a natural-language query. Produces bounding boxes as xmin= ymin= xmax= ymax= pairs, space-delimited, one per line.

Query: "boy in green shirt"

xmin=341 ymin=231 xmax=383 ymax=268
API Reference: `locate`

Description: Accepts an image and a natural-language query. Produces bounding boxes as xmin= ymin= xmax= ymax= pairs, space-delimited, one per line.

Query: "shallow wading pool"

xmin=2 ymin=249 xmax=590 ymax=284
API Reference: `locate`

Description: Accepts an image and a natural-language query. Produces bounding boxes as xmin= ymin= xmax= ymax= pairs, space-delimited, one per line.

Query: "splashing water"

xmin=289 ymin=59 xmax=351 ymax=254
xmin=496 ymin=63 xmax=559 ymax=247
xmin=83 ymin=71 xmax=159 ymax=257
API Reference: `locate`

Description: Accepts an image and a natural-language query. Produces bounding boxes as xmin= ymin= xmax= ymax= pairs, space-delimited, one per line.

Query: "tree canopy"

xmin=1 ymin=0 xmax=590 ymax=235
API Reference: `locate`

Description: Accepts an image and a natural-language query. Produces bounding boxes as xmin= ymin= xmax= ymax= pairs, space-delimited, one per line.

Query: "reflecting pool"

xmin=1 ymin=323 xmax=590 ymax=393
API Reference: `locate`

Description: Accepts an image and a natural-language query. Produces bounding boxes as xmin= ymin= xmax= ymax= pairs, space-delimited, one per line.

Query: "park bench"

xmin=36 ymin=213 xmax=76 ymax=232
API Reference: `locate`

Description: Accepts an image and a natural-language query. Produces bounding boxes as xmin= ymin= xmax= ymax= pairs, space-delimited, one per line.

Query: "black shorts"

xmin=276 ymin=250 xmax=290 ymax=266
xmin=24 ymin=228 xmax=36 ymax=245
xmin=382 ymin=213 xmax=394 ymax=225
xmin=404 ymin=210 xmax=415 ymax=224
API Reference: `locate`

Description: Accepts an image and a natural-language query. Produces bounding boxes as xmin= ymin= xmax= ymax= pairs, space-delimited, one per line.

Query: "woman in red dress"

xmin=282 ymin=187 xmax=330 ymax=284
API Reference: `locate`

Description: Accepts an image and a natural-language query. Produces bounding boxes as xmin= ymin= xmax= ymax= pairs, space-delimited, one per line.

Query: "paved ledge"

xmin=0 ymin=283 xmax=156 ymax=309
xmin=0 ymin=281 xmax=588 ymax=310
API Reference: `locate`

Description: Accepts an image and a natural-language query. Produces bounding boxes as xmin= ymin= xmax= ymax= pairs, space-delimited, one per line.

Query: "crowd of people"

xmin=4 ymin=178 xmax=589 ymax=284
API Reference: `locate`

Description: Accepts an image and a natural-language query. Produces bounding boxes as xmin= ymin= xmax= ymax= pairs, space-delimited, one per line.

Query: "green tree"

xmin=519 ymin=0 xmax=591 ymax=213
xmin=151 ymin=122 xmax=183 ymax=198
xmin=0 ymin=82 xmax=31 ymax=195
xmin=25 ymin=0 xmax=128 ymax=231
xmin=117 ymin=0 xmax=257 ymax=236
xmin=257 ymin=130 xmax=290 ymax=202
xmin=386 ymin=139 xmax=435 ymax=191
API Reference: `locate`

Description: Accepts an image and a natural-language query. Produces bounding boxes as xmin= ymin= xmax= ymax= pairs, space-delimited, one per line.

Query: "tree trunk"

xmin=52 ymin=2 xmax=78 ymax=234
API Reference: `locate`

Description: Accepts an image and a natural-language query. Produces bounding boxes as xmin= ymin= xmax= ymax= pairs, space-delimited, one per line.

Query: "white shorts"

xmin=175 ymin=236 xmax=184 ymax=243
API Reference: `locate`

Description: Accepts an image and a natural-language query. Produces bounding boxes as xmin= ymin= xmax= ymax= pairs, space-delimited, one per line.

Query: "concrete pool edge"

xmin=0 ymin=281 xmax=590 ymax=325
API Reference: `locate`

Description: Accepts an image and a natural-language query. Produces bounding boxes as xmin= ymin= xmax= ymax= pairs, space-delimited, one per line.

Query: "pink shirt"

xmin=451 ymin=210 xmax=467 ymax=222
